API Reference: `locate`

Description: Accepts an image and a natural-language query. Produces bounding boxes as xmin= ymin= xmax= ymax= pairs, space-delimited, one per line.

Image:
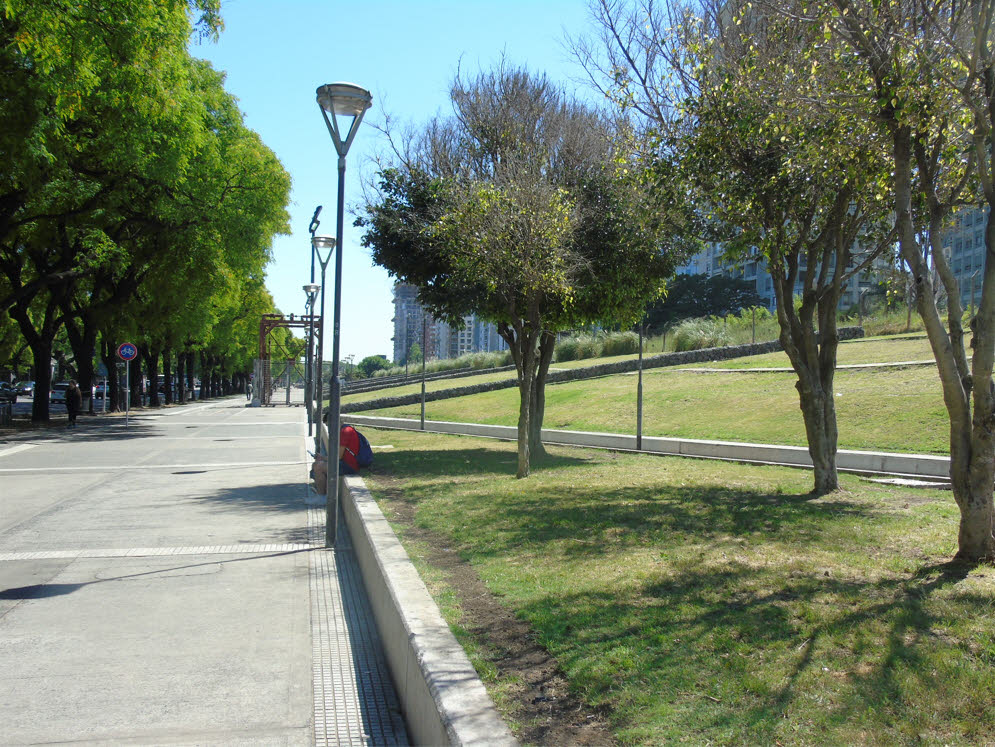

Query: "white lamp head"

xmin=316 ymin=82 xmax=373 ymax=157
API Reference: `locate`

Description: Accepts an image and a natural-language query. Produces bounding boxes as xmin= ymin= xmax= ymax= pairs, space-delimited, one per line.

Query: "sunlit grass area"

xmin=362 ymin=361 xmax=949 ymax=455
xmin=364 ymin=429 xmax=994 ymax=746
xmin=343 ymin=334 xmax=937 ymax=407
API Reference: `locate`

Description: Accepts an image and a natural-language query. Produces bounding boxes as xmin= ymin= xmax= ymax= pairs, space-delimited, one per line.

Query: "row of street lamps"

xmin=302 ymin=82 xmax=373 ymax=547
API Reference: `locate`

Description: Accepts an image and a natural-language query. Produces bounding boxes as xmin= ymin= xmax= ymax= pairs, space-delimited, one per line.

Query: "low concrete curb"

xmin=319 ymin=421 xmax=517 ymax=746
xmin=340 ymin=477 xmax=518 ymax=746
xmin=341 ymin=414 xmax=951 ymax=481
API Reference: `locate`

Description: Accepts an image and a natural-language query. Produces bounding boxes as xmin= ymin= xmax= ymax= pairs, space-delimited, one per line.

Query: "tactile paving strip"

xmin=307 ymin=499 xmax=408 ymax=746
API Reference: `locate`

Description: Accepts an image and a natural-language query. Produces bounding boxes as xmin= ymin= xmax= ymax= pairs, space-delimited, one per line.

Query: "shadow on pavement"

xmin=197 ymin=482 xmax=308 ymax=514
xmin=0 ymin=549 xmax=314 ymax=600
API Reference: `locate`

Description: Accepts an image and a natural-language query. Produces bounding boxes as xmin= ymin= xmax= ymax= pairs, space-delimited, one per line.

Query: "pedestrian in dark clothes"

xmin=66 ymin=380 xmax=82 ymax=428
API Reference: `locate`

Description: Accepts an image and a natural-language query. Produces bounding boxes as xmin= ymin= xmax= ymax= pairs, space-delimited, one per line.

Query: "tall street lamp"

xmin=303 ymin=282 xmax=320 ymax=436
xmin=311 ymin=235 xmax=335 ymax=455
xmin=316 ymin=81 xmax=373 ymax=547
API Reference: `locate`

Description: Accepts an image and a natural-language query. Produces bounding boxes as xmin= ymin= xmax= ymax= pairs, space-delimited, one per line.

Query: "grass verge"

xmin=364 ymin=428 xmax=995 ymax=746
xmin=363 ymin=361 xmax=949 ymax=455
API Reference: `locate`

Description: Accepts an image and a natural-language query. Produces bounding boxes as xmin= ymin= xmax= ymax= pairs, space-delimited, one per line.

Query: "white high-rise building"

xmin=941 ymin=205 xmax=989 ymax=311
xmin=676 ymin=242 xmax=875 ymax=311
xmin=390 ymin=283 xmax=507 ymax=363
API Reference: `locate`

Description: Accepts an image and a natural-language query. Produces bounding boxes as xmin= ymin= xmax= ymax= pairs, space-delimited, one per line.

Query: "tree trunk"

xmin=8 ymin=294 xmax=60 ymax=422
xmin=99 ymin=339 xmax=119 ymax=413
xmin=27 ymin=337 xmax=53 ymax=422
xmin=163 ymin=347 xmax=174 ymax=405
xmin=772 ymin=260 xmax=841 ymax=496
xmin=129 ymin=356 xmax=143 ymax=409
xmin=498 ymin=320 xmax=541 ymax=478
xmin=63 ymin=317 xmax=98 ymax=415
xmin=528 ymin=331 xmax=556 ymax=460
xmin=144 ymin=344 xmax=161 ymax=408
xmin=200 ymin=351 xmax=210 ymax=399
xmin=516 ymin=370 xmax=533 ymax=479
xmin=186 ymin=351 xmax=196 ymax=399
xmin=176 ymin=350 xmax=186 ymax=405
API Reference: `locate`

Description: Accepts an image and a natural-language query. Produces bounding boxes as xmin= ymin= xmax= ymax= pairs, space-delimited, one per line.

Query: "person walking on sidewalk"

xmin=66 ymin=380 xmax=82 ymax=428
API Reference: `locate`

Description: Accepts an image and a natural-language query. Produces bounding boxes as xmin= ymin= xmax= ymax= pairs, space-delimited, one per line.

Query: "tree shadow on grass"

xmin=374 ymin=444 xmax=872 ymax=557
xmin=489 ymin=484 xmax=865 ymax=555
xmin=520 ymin=561 xmax=991 ymax=743
xmin=373 ymin=446 xmax=592 ymax=480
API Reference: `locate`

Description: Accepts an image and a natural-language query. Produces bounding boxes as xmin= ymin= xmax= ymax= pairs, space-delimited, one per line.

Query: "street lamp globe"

xmin=312 ymin=235 xmax=335 ymax=254
xmin=315 ymin=83 xmax=373 ymax=157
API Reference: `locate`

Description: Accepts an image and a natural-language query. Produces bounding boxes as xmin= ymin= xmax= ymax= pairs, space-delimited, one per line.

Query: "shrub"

xmin=602 ymin=331 xmax=640 ymax=357
xmin=671 ymin=318 xmax=734 ymax=351
xmin=554 ymin=336 xmax=582 ymax=361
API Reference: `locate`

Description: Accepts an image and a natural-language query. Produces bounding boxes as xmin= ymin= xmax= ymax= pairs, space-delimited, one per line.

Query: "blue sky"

xmin=191 ymin=0 xmax=600 ymax=363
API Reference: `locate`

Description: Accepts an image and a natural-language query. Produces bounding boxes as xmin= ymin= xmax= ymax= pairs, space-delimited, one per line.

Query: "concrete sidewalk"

xmin=0 ymin=399 xmax=406 ymax=745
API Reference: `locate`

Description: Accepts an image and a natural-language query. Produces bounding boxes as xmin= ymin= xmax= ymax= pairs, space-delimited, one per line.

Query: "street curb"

xmin=341 ymin=477 xmax=518 ymax=747
xmin=319 ymin=422 xmax=517 ymax=746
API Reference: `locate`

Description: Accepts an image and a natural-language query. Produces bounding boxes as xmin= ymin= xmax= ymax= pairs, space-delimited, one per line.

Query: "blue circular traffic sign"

xmin=117 ymin=342 xmax=138 ymax=361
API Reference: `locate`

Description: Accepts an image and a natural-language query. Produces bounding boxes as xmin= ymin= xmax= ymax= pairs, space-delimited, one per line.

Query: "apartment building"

xmin=941 ymin=205 xmax=989 ymax=311
xmin=390 ymin=283 xmax=507 ymax=363
xmin=677 ymin=242 xmax=875 ymax=311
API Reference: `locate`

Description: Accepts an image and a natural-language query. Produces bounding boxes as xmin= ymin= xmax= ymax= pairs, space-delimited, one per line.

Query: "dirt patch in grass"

xmin=375 ymin=476 xmax=616 ymax=746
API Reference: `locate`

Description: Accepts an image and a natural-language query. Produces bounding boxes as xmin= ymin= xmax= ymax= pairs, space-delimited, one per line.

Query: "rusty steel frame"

xmin=258 ymin=313 xmax=318 ymax=406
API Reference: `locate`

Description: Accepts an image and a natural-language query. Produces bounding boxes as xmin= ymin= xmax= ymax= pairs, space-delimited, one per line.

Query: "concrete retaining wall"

xmin=319 ymin=421 xmax=517 ymax=746
xmin=341 ymin=414 xmax=950 ymax=480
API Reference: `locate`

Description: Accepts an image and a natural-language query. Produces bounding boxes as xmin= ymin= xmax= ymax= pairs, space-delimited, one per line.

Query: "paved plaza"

xmin=0 ymin=399 xmax=407 ymax=746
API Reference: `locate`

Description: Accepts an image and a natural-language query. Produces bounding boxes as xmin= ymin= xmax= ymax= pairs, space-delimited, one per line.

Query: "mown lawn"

xmin=363 ymin=429 xmax=995 ymax=746
xmin=341 ymin=333 xmax=935 ymax=406
xmin=363 ymin=362 xmax=950 ymax=455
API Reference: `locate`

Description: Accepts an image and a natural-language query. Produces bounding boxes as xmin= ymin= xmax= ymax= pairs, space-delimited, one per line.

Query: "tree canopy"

xmin=360 ymin=64 xmax=690 ymax=476
xmin=0 ymin=0 xmax=291 ymax=417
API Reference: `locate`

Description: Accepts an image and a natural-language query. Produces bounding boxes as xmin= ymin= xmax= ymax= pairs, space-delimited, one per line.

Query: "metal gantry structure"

xmin=256 ymin=314 xmax=318 ymax=406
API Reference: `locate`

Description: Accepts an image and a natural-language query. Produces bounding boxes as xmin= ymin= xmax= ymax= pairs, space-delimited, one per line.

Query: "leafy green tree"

xmin=0 ymin=1 xmax=217 ymax=418
xmin=406 ymin=343 xmax=423 ymax=365
xmin=821 ymin=0 xmax=992 ymax=559
xmin=582 ymin=0 xmax=894 ymax=494
xmin=644 ymin=274 xmax=766 ymax=333
xmin=357 ymin=355 xmax=391 ymax=379
xmin=361 ymin=65 xmax=687 ymax=477
xmin=0 ymin=1 xmax=290 ymax=419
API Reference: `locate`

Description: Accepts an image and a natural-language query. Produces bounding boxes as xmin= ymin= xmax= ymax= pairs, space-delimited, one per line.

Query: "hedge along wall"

xmin=341 ymin=327 xmax=864 ymax=414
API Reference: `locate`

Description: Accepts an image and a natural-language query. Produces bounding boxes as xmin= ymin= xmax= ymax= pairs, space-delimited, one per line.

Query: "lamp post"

xmin=316 ymin=81 xmax=373 ymax=547
xmin=303 ymin=283 xmax=320 ymax=435
xmin=311 ymin=236 xmax=335 ymax=455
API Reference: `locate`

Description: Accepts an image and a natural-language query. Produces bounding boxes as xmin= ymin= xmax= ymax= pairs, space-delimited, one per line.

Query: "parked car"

xmin=50 ymin=382 xmax=70 ymax=404
xmin=0 ymin=382 xmax=17 ymax=403
xmin=93 ymin=382 xmax=108 ymax=399
xmin=16 ymin=380 xmax=34 ymax=396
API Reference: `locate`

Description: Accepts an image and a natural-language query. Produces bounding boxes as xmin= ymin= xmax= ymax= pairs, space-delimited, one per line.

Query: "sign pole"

xmin=117 ymin=343 xmax=138 ymax=428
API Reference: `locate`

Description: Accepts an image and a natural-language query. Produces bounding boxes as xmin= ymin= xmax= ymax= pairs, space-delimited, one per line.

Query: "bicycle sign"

xmin=117 ymin=342 xmax=138 ymax=361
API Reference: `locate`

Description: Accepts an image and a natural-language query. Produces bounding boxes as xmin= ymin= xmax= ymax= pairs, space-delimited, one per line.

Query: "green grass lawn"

xmin=363 ymin=361 xmax=950 ymax=455
xmin=343 ymin=334 xmax=936 ymax=407
xmin=349 ymin=334 xmax=953 ymax=455
xmin=365 ymin=429 xmax=995 ymax=746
